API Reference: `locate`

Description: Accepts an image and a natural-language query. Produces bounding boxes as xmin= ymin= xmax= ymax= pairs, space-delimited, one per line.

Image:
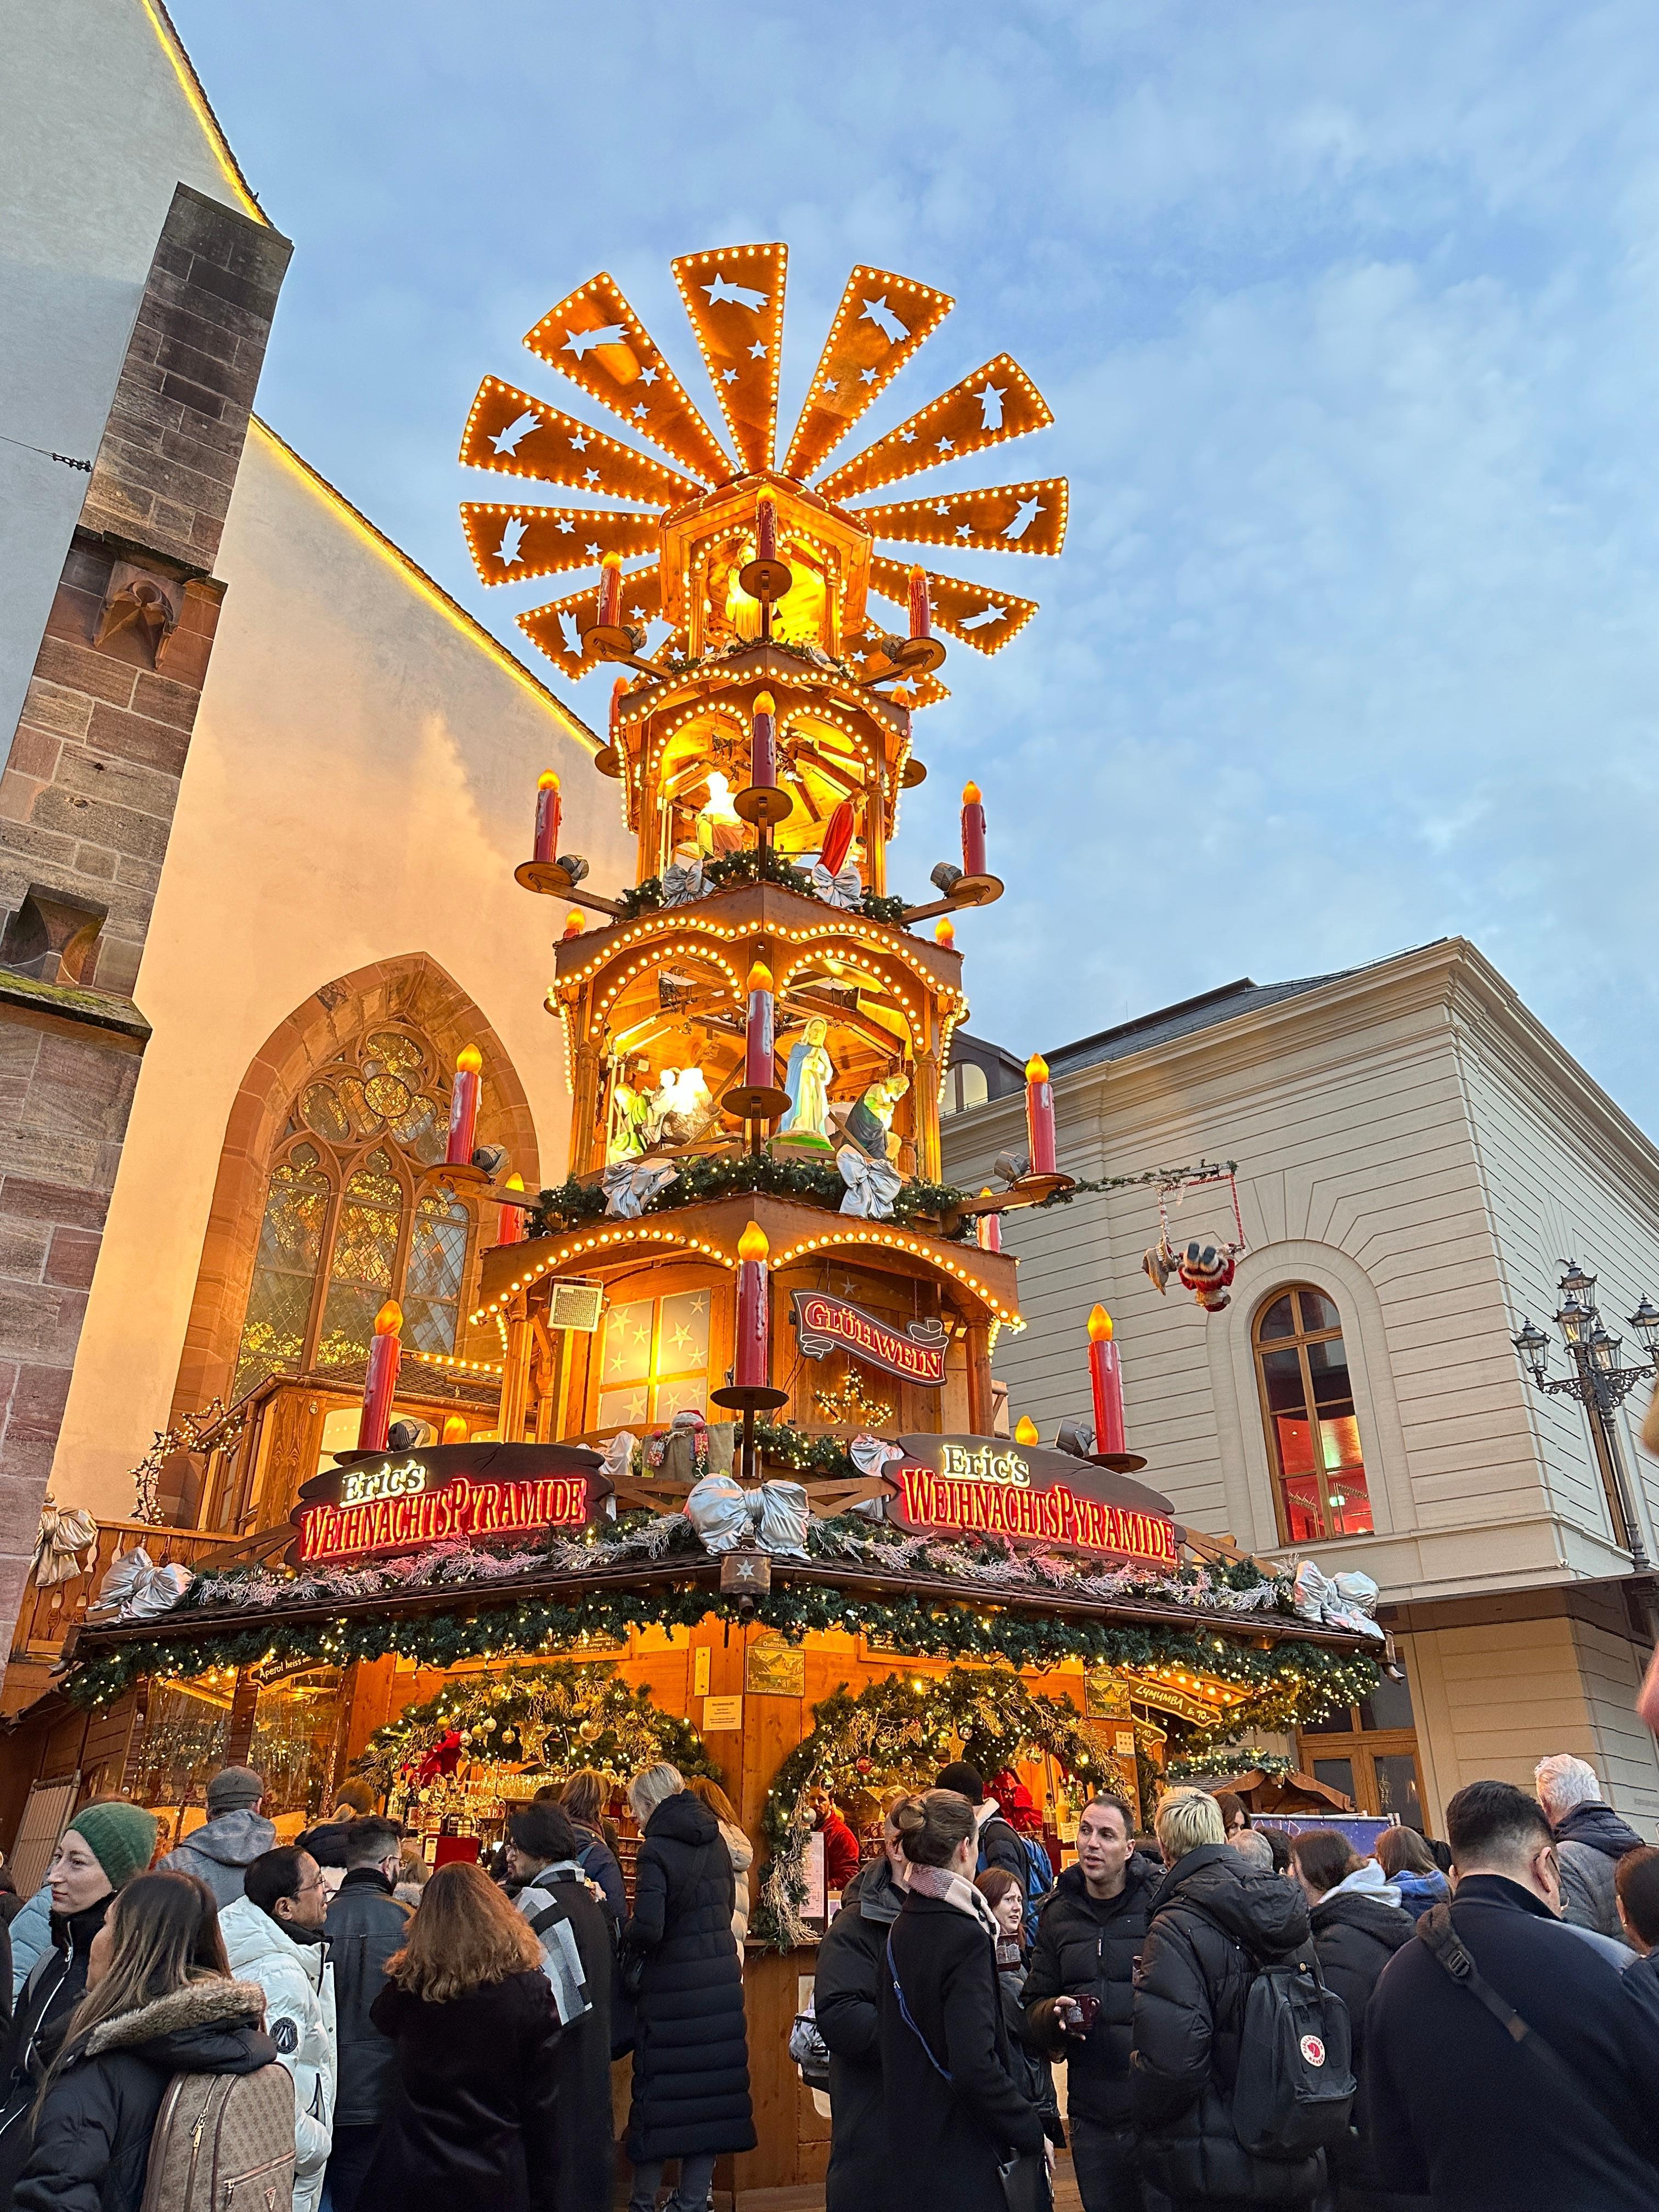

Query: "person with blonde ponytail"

xmin=878 ymin=1789 xmax=1045 ymax=2212
xmin=12 ymin=1871 xmax=278 ymax=2212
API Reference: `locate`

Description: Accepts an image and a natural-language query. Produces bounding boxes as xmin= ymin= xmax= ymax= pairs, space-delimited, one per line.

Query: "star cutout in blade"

xmin=568 ymin=430 xmax=589 ymax=452
xmin=490 ymin=410 xmax=539 ymax=456
xmin=563 ymin=324 xmax=625 ymax=359
xmin=749 ymin=341 xmax=767 ymax=359
xmin=704 ymin=273 xmax=769 ymax=309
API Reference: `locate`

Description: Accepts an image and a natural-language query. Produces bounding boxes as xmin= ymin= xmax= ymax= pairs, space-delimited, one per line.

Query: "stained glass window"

xmin=232 ymin=1025 xmax=479 ymax=1396
xmin=1252 ymin=1288 xmax=1374 ymax=1544
xmin=233 ymin=1146 xmax=330 ymax=1397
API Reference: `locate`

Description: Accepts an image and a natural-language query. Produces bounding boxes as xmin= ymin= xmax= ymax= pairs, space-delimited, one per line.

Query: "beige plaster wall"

xmin=49 ymin=421 xmax=634 ymax=1515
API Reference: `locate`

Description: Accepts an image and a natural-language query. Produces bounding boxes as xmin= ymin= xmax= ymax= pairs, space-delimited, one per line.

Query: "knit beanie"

xmin=68 ymin=1802 xmax=159 ymax=1891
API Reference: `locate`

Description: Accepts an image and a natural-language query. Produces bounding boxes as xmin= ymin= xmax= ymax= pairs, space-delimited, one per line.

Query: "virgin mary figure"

xmin=778 ymin=1017 xmax=833 ymax=1142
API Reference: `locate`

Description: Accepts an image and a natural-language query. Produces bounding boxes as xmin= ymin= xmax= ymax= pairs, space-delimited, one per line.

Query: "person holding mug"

xmin=1023 ymin=1792 xmax=1158 ymax=2212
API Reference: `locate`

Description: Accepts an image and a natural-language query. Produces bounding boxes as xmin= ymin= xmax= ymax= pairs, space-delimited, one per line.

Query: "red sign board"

xmin=791 ymin=1291 xmax=947 ymax=1387
xmin=289 ymin=1443 xmax=603 ymax=1567
xmin=888 ymin=1435 xmax=1179 ymax=1566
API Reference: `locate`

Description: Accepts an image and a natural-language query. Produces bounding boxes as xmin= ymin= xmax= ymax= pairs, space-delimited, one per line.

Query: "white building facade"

xmin=943 ymin=939 xmax=1659 ymax=1833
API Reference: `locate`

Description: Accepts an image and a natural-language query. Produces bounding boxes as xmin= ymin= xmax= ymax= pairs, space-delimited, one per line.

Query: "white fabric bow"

xmin=838 ymin=1147 xmax=903 ymax=1220
xmin=809 ymin=862 xmax=862 ymax=910
xmin=684 ymin=1474 xmax=811 ymax=1558
xmin=601 ymin=1158 xmax=679 ymax=1218
xmin=88 ymin=1547 xmax=194 ymax=1623
xmin=661 ymin=860 xmax=706 ymax=907
xmin=31 ymin=1498 xmax=98 ymax=1590
xmin=1291 ymin=1559 xmax=1385 ymax=1641
xmin=847 ymin=1435 xmax=903 ymax=1521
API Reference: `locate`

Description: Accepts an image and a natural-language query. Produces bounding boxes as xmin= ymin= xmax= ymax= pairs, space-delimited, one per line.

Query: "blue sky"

xmin=171 ymin=1 xmax=1659 ymax=1125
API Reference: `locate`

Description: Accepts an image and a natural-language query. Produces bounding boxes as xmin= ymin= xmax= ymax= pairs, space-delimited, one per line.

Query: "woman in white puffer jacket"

xmin=218 ymin=1846 xmax=337 ymax=2212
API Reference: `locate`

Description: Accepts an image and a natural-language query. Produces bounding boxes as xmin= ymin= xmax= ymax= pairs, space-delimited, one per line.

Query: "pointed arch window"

xmin=232 ymin=1026 xmax=477 ymax=1399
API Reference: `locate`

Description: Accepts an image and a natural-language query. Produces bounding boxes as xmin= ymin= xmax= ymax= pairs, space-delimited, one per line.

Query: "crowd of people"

xmin=0 ymin=1747 xmax=1655 ymax=2210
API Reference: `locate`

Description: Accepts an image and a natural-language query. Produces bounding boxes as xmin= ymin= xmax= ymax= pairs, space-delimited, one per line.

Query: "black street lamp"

xmin=1513 ymin=1260 xmax=1659 ymax=1570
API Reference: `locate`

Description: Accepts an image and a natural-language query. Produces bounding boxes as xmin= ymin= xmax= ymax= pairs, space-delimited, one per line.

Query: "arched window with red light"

xmin=1252 ymin=1286 xmax=1374 ymax=1544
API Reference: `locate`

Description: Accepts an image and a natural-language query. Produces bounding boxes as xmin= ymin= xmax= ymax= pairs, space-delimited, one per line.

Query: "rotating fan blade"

xmin=518 ymin=563 xmax=663 ymax=679
xmin=460 ymin=504 xmax=660 ymax=588
xmin=460 ymin=377 xmax=701 ymax=507
xmin=781 ymin=266 xmax=954 ymax=482
xmin=855 ymin=477 xmax=1068 ymax=560
xmin=817 ymin=354 xmax=1053 ymax=503
xmin=523 ymin=272 xmax=734 ymax=486
xmin=671 ymin=242 xmax=788 ymax=472
xmin=869 ymin=557 xmax=1039 ymax=657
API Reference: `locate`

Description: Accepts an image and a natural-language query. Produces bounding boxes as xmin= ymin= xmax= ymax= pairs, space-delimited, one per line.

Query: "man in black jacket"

xmin=814 ymin=1807 xmax=907 ymax=2212
xmin=321 ymin=1815 xmax=410 ymax=2212
xmin=1130 ymin=1786 xmax=1323 ymax=2211
xmin=1023 ymin=1791 xmax=1155 ymax=2212
xmin=1365 ymin=1778 xmax=1659 ymax=2212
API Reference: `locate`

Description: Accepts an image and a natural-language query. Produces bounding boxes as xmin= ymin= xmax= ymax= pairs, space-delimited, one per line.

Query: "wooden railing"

xmin=10 ymin=1520 xmax=229 ymax=1661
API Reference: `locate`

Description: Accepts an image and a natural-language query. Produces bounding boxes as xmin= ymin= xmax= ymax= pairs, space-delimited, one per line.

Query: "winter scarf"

xmin=903 ymin=1863 xmax=1002 ymax=1941
xmin=1321 ymin=1858 xmax=1402 ymax=1910
xmin=514 ymin=1865 xmax=594 ymax=2026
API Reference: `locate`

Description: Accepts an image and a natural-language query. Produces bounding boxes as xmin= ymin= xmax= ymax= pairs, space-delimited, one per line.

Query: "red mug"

xmin=1070 ymin=1993 xmax=1100 ymax=2034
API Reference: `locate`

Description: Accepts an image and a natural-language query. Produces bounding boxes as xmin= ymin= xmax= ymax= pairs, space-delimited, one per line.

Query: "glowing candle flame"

xmin=1013 ymin=1415 xmax=1039 ymax=1444
xmin=456 ymin=1046 xmax=483 ymax=1074
xmin=374 ymin=1300 xmax=403 ymax=1338
xmin=1088 ymin=1304 xmax=1114 ymax=1342
xmin=737 ymin=1221 xmax=770 ymax=1265
xmin=1025 ymin=1052 xmax=1049 ymax=1082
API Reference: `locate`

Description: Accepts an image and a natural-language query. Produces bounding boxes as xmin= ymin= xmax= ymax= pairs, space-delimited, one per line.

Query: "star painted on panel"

xmin=690 ymin=1294 xmax=707 ymax=1314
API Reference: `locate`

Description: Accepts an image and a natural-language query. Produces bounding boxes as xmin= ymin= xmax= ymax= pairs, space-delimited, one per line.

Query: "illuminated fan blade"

xmin=781 ymin=266 xmax=953 ymax=482
xmin=855 ymin=477 xmax=1068 ymax=560
xmin=671 ymin=243 xmax=787 ymax=472
xmin=868 ymin=557 xmax=1039 ymax=657
xmin=817 ymin=355 xmax=1053 ymax=503
xmin=460 ymin=504 xmax=659 ymax=588
xmin=518 ymin=563 xmax=663 ymax=679
xmin=460 ymin=378 xmax=701 ymax=508
xmin=844 ymin=621 xmax=951 ymax=707
xmin=523 ymin=273 xmax=734 ymax=486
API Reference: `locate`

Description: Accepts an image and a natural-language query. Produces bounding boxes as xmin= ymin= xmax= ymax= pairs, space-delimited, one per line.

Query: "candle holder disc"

xmin=1009 ymin=1169 xmax=1075 ymax=1206
xmin=949 ymin=872 xmax=1005 ymax=908
xmin=416 ymin=1159 xmax=495 ymax=1192
xmin=582 ymin=621 xmax=643 ymax=661
xmin=515 ymin=858 xmax=578 ymax=895
xmin=733 ymin=782 xmax=795 ymax=826
xmin=894 ymin=633 xmax=947 ymax=676
xmin=901 ymin=757 xmax=928 ymax=787
xmin=710 ymin=1381 xmax=791 ymax=1412
xmin=720 ymin=1081 xmax=794 ymax=1122
xmin=1088 ymin=1448 xmax=1150 ymax=1475
xmin=738 ymin=555 xmax=793 ymax=603
xmin=592 ymin=746 xmax=624 ymax=780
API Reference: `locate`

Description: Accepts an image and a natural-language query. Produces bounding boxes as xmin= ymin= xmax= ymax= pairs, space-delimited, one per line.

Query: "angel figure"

xmin=607 ymin=1059 xmax=653 ymax=1164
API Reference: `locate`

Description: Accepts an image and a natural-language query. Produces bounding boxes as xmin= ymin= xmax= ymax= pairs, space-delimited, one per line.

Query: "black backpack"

xmin=1186 ymin=1903 xmax=1356 ymax=2159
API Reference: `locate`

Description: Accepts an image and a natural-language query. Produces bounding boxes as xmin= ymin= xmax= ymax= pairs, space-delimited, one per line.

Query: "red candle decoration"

xmin=533 ymin=770 xmax=561 ymax=865
xmin=934 ymin=917 xmax=956 ymax=949
xmin=1025 ymin=1051 xmax=1056 ymax=1176
xmin=1087 ymin=1304 xmax=1127 ymax=1456
xmin=752 ymin=690 xmax=777 ymax=790
xmin=445 ymin=1045 xmax=483 ymax=1166
xmin=907 ymin=564 xmax=932 ymax=640
xmin=497 ymin=1171 xmax=526 ymax=1247
xmin=821 ymin=798 xmax=857 ymax=876
xmin=357 ymin=1299 xmax=403 ymax=1452
xmin=597 ymin=552 xmax=622 ymax=629
xmin=441 ymin=1414 xmax=469 ymax=1444
xmin=961 ymin=781 xmax=987 ymax=876
xmin=756 ymin=494 xmax=778 ymax=564
xmin=977 ymin=1189 xmax=1001 ymax=1254
xmin=734 ymin=1220 xmax=771 ymax=1388
xmin=743 ymin=961 xmax=776 ymax=1091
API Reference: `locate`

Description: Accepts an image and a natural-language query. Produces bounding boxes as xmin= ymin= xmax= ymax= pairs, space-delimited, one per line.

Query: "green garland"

xmin=529 ymin=1152 xmax=974 ymax=1240
xmin=1164 ymin=1746 xmax=1295 ymax=1786
xmin=352 ymin=1660 xmax=718 ymax=1792
xmin=67 ymin=1570 xmax=1378 ymax=1725
xmin=614 ymin=842 xmax=910 ymax=927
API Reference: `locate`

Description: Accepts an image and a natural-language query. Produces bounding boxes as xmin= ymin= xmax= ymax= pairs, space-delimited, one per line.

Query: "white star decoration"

xmin=934 ymin=500 xmax=951 ymax=515
xmin=489 ymin=410 xmax=539 ymax=456
xmin=749 ymin=341 xmax=767 ymax=359
xmin=721 ymin=368 xmax=738 ymax=385
xmin=639 ymin=366 xmax=658 ymax=385
xmin=936 ymin=436 xmax=955 ymax=454
xmin=822 ymin=377 xmax=838 ymax=394
xmin=584 ymin=468 xmax=600 ymax=484
xmin=631 ymin=403 xmax=648 ymax=421
xmin=859 ymin=367 xmax=878 ymax=385
xmin=556 ymin=517 xmax=574 ymax=535
xmin=569 ymin=430 xmax=589 ymax=452
xmin=956 ymin=522 xmax=972 ymax=537
xmin=585 ymin=542 xmax=601 ymax=557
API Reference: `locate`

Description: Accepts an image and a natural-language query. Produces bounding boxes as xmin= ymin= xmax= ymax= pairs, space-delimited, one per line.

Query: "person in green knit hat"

xmin=0 ymin=1799 xmax=157 ymax=2202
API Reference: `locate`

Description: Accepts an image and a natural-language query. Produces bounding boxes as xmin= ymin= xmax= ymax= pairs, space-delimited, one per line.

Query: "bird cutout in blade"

xmin=672 ymin=242 xmax=788 ymax=472
xmin=868 ymin=557 xmax=1040 ymax=657
xmin=851 ymin=478 xmax=1069 ymax=560
xmin=460 ymin=377 xmax=702 ymax=507
xmin=522 ymin=272 xmax=735 ymax=486
xmin=781 ymin=265 xmax=954 ymax=481
xmin=518 ymin=563 xmax=663 ymax=678
xmin=460 ymin=503 xmax=661 ymax=588
xmin=816 ymin=353 xmax=1054 ymax=503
